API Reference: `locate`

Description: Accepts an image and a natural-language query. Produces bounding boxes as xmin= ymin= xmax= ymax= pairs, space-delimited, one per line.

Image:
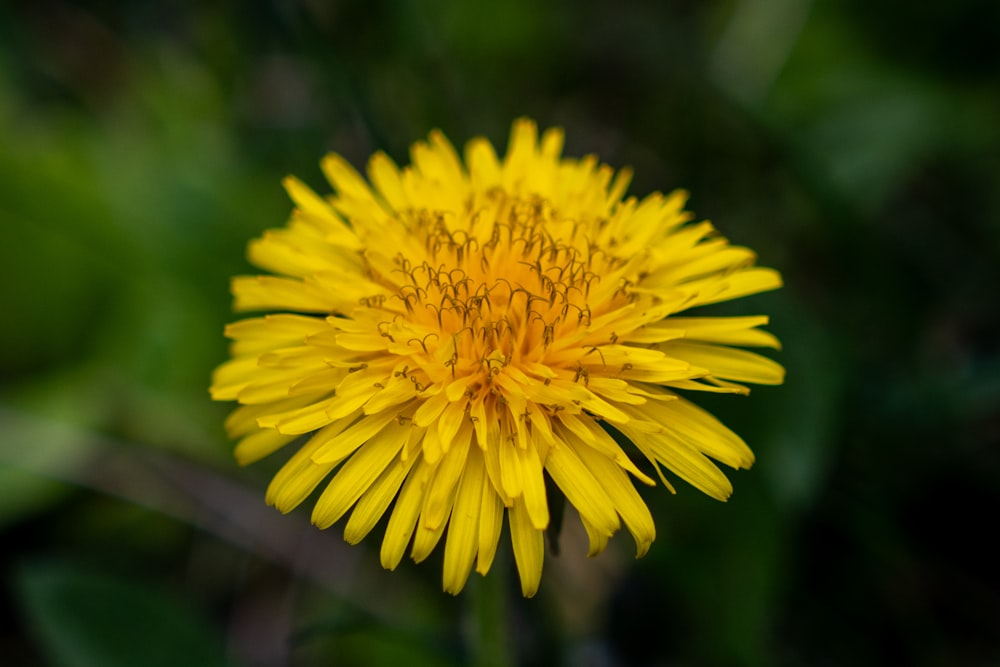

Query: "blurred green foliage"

xmin=1 ymin=1 xmax=998 ymax=665
xmin=16 ymin=561 xmax=229 ymax=667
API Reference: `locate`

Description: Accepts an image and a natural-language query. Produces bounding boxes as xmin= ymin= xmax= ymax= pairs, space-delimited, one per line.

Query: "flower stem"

xmin=469 ymin=553 xmax=514 ymax=667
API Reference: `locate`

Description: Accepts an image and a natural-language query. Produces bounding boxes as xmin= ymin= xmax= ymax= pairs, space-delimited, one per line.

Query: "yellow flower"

xmin=211 ymin=119 xmax=783 ymax=597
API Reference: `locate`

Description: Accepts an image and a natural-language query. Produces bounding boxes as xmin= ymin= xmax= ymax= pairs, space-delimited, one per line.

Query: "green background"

xmin=2 ymin=1 xmax=998 ymax=665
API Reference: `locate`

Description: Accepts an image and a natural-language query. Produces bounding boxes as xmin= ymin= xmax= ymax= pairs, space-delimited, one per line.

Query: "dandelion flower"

xmin=211 ymin=119 xmax=783 ymax=597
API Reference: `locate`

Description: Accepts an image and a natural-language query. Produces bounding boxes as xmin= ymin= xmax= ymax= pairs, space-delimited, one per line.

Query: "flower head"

xmin=211 ymin=119 xmax=783 ymax=597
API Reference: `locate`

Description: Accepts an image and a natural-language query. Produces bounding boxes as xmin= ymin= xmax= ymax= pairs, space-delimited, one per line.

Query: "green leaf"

xmin=0 ymin=467 xmax=68 ymax=529
xmin=14 ymin=562 xmax=230 ymax=667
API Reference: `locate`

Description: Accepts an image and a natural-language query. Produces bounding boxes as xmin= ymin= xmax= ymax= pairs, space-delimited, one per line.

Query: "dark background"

xmin=1 ymin=1 xmax=998 ymax=665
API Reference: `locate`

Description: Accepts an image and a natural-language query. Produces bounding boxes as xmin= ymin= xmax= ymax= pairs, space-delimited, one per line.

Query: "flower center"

xmin=369 ymin=191 xmax=636 ymax=400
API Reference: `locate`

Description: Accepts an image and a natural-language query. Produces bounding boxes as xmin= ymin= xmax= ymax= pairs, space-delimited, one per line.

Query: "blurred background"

xmin=1 ymin=1 xmax=998 ymax=665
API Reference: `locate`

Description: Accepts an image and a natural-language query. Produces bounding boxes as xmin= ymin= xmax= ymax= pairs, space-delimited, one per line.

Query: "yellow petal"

xmin=225 ymin=399 xmax=309 ymax=438
xmin=412 ymin=389 xmax=450 ymax=427
xmin=367 ymin=151 xmax=408 ymax=211
xmin=421 ymin=421 xmax=473 ymax=531
xmin=626 ymin=397 xmax=755 ymax=470
xmin=283 ymin=368 xmax=346 ymax=398
xmin=465 ymin=137 xmax=502 ymax=190
xmin=442 ymin=446 xmax=487 ymax=594
xmin=421 ymin=424 xmax=444 ymax=465
xmin=607 ymin=164 xmax=632 ymax=205
xmin=237 ymin=366 xmax=324 ymax=405
xmin=225 ymin=314 xmax=328 ymax=356
xmin=312 ymin=419 xmax=410 ymax=528
xmin=573 ymin=441 xmax=656 ymax=557
xmin=499 ymin=432 xmax=523 ymax=500
xmin=411 ymin=493 xmax=450 ymax=564
xmin=509 ymin=497 xmax=543 ymax=598
xmin=257 ymin=396 xmax=341 ymax=434
xmin=579 ymin=515 xmax=610 ymax=557
xmin=232 ymin=275 xmax=339 ymax=313
xmin=246 ymin=229 xmax=342 ymax=278
xmin=683 ymin=267 xmax=783 ymax=307
xmin=544 ymin=439 xmax=620 ymax=542
xmin=660 ymin=340 xmax=785 ymax=385
xmin=311 ymin=409 xmax=401 ymax=464
xmin=234 ymin=428 xmax=297 ymax=466
xmin=363 ymin=376 xmax=418 ymax=414
xmin=321 ymin=153 xmax=378 ymax=204
xmin=557 ymin=414 xmax=655 ymax=486
xmin=517 ymin=444 xmax=549 ymax=531
xmin=265 ymin=426 xmax=344 ymax=512
xmin=325 ymin=380 xmax=386 ymax=421
xmin=476 ymin=478 xmax=504 ymax=575
xmin=343 ymin=449 xmax=420 ymax=544
xmin=225 ymin=405 xmax=273 ymax=438
xmin=380 ymin=456 xmax=433 ymax=570
xmin=667 ymin=315 xmax=780 ymax=349
xmin=481 ymin=425 xmax=508 ymax=506
xmin=436 ymin=398 xmax=468 ymax=451
xmin=503 ymin=118 xmax=538 ymax=178
xmin=619 ymin=423 xmax=734 ymax=501
xmin=210 ymin=356 xmax=261 ymax=401
xmin=427 ymin=129 xmax=468 ymax=190
xmin=281 ymin=175 xmax=360 ymax=249
xmin=539 ymin=126 xmax=564 ymax=161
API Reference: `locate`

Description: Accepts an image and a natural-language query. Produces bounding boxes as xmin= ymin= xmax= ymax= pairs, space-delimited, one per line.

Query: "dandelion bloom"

xmin=211 ymin=119 xmax=783 ymax=597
